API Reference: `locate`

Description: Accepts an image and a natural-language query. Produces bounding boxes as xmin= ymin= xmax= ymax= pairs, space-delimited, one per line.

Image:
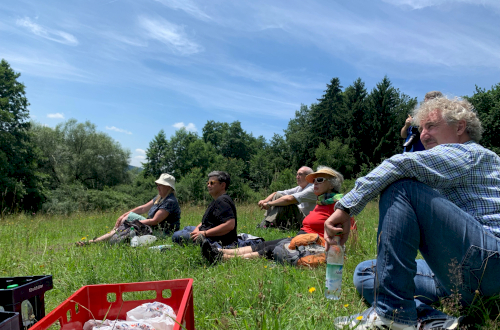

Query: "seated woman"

xmin=219 ymin=166 xmax=355 ymax=260
xmin=76 ymin=173 xmax=181 ymax=246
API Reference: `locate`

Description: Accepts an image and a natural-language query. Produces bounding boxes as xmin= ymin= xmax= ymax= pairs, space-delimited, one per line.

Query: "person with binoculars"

xmin=401 ymin=91 xmax=443 ymax=152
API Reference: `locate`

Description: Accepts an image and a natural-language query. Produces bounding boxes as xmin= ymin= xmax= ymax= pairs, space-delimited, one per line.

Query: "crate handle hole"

xmin=66 ymin=310 xmax=71 ymax=322
xmin=46 ymin=320 xmax=61 ymax=330
xmin=122 ymin=290 xmax=156 ymax=301
xmin=75 ymin=303 xmax=79 ymax=314
xmin=107 ymin=293 xmax=117 ymax=303
xmin=162 ymin=289 xmax=172 ymax=299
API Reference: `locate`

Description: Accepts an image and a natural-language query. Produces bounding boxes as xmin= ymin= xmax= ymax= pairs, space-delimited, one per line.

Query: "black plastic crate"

xmin=0 ymin=276 xmax=52 ymax=329
xmin=0 ymin=311 xmax=20 ymax=330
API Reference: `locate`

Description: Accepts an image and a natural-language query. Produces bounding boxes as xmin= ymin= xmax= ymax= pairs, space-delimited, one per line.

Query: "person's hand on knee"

xmin=114 ymin=212 xmax=129 ymax=229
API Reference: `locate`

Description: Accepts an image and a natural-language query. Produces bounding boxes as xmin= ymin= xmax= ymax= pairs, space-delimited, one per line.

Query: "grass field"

xmin=0 ymin=203 xmax=497 ymax=329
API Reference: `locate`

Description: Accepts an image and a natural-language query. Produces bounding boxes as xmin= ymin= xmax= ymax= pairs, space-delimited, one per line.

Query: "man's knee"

xmin=381 ymin=178 xmax=421 ymax=195
xmin=273 ymin=192 xmax=285 ymax=200
xmin=353 ymin=259 xmax=377 ymax=295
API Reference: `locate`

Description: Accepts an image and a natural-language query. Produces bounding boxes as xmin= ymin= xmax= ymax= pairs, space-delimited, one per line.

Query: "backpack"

xmin=273 ymin=233 xmax=326 ymax=268
xmin=108 ymin=219 xmax=153 ymax=245
xmin=208 ymin=233 xmax=265 ymax=249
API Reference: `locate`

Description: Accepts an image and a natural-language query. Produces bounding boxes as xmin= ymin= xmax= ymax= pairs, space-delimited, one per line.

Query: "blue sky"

xmin=2 ymin=0 xmax=499 ymax=167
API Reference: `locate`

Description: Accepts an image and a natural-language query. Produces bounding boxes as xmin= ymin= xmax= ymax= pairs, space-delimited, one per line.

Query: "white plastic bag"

xmin=126 ymin=302 xmax=177 ymax=330
xmin=84 ymin=319 xmax=156 ymax=330
xmin=130 ymin=235 xmax=157 ymax=247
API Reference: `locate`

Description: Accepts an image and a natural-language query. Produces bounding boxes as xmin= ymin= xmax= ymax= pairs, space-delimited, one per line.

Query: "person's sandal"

xmin=75 ymin=241 xmax=90 ymax=247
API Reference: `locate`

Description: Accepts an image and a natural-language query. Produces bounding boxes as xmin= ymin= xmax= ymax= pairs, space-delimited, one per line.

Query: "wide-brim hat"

xmin=305 ymin=168 xmax=338 ymax=183
xmin=155 ymin=173 xmax=176 ymax=190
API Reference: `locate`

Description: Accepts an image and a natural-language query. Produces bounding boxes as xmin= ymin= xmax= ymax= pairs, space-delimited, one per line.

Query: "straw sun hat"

xmin=155 ymin=173 xmax=176 ymax=190
xmin=305 ymin=168 xmax=338 ymax=184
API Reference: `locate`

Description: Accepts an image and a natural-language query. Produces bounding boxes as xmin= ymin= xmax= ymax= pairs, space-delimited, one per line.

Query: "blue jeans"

xmin=353 ymin=179 xmax=500 ymax=325
xmin=171 ymin=226 xmax=197 ymax=245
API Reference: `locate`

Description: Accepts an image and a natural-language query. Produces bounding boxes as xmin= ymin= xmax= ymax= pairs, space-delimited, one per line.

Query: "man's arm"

xmin=202 ymin=219 xmax=235 ymax=238
xmin=339 ymin=143 xmax=475 ymax=216
xmin=258 ymin=192 xmax=277 ymax=208
xmin=261 ymin=194 xmax=297 ymax=210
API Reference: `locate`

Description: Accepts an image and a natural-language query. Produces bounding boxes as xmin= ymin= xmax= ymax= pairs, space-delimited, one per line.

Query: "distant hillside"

xmin=128 ymin=165 xmax=143 ymax=172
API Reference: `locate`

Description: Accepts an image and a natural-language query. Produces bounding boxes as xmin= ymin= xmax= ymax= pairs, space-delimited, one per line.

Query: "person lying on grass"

xmin=76 ymin=173 xmax=180 ymax=246
xmin=209 ymin=166 xmax=355 ymax=261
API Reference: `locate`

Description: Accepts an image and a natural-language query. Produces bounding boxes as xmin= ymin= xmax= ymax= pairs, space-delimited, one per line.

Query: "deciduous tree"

xmin=0 ymin=59 xmax=43 ymax=211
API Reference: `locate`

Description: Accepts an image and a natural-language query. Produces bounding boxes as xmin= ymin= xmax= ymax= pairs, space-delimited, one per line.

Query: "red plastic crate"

xmin=30 ymin=279 xmax=194 ymax=330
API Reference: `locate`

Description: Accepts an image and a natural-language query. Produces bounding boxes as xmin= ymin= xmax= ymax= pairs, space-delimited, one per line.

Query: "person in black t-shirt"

xmin=172 ymin=171 xmax=237 ymax=246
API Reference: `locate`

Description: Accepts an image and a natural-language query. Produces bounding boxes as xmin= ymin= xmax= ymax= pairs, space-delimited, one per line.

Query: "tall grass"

xmin=0 ymin=203 xmax=496 ymax=329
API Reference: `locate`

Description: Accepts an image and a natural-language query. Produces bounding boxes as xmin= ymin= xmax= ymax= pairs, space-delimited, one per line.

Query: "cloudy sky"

xmin=2 ymin=0 xmax=499 ymax=166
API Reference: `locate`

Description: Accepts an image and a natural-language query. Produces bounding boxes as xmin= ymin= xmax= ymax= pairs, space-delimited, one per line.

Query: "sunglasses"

xmin=313 ymin=177 xmax=327 ymax=184
xmin=207 ymin=180 xmax=219 ymax=186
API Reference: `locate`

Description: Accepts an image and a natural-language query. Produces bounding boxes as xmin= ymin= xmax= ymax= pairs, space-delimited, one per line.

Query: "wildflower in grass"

xmin=356 ymin=316 xmax=363 ymax=320
xmin=344 ymin=304 xmax=349 ymax=307
xmin=308 ymin=287 xmax=316 ymax=293
xmin=264 ymin=266 xmax=268 ymax=269
xmin=81 ymin=237 xmax=86 ymax=240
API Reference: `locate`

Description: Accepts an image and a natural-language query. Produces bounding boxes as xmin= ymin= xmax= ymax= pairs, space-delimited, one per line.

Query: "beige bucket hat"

xmin=155 ymin=173 xmax=176 ymax=190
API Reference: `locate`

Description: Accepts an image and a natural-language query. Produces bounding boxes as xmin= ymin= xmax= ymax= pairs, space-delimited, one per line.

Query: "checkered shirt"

xmin=339 ymin=141 xmax=500 ymax=237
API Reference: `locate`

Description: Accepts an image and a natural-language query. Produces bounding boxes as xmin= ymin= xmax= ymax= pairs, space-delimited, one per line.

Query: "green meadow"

xmin=0 ymin=203 xmax=497 ymax=329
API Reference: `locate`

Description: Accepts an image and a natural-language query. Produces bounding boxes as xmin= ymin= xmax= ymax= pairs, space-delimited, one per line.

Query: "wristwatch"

xmin=335 ymin=203 xmax=350 ymax=214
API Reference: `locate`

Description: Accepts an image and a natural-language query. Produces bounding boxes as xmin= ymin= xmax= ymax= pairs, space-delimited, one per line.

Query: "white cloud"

xmin=173 ymin=122 xmax=197 ymax=132
xmin=47 ymin=113 xmax=64 ymax=119
xmin=135 ymin=148 xmax=146 ymax=155
xmin=4 ymin=52 xmax=94 ymax=83
xmin=241 ymin=2 xmax=500 ymax=71
xmin=382 ymin=0 xmax=500 ymax=10
xmin=139 ymin=16 xmax=203 ymax=55
xmin=106 ymin=126 xmax=132 ymax=134
xmin=101 ymin=31 xmax=148 ymax=47
xmin=16 ymin=17 xmax=78 ymax=46
xmin=134 ymin=155 xmax=146 ymax=160
xmin=153 ymin=0 xmax=212 ymax=21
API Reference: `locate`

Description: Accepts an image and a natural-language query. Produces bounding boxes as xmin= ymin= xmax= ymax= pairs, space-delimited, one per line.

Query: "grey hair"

xmin=316 ymin=165 xmax=344 ymax=193
xmin=207 ymin=171 xmax=231 ymax=189
xmin=413 ymin=97 xmax=483 ymax=142
xmin=424 ymin=91 xmax=443 ymax=101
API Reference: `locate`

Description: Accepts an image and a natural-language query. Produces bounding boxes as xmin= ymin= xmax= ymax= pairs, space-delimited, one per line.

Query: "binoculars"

xmin=403 ymin=127 xmax=420 ymax=151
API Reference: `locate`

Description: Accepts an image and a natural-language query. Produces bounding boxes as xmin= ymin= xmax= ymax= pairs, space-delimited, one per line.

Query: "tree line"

xmin=2 ymin=58 xmax=500 ymax=213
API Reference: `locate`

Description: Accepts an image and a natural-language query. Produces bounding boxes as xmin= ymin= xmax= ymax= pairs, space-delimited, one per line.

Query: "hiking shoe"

xmin=419 ymin=316 xmax=465 ymax=330
xmin=334 ymin=307 xmax=417 ymax=330
xmin=201 ymin=238 xmax=222 ymax=263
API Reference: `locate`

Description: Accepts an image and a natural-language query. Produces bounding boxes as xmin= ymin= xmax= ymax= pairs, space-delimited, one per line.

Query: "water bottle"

xmin=325 ymin=235 xmax=344 ymax=300
xmin=149 ymin=244 xmax=172 ymax=251
xmin=130 ymin=227 xmax=137 ymax=238
xmin=21 ymin=300 xmax=35 ymax=327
